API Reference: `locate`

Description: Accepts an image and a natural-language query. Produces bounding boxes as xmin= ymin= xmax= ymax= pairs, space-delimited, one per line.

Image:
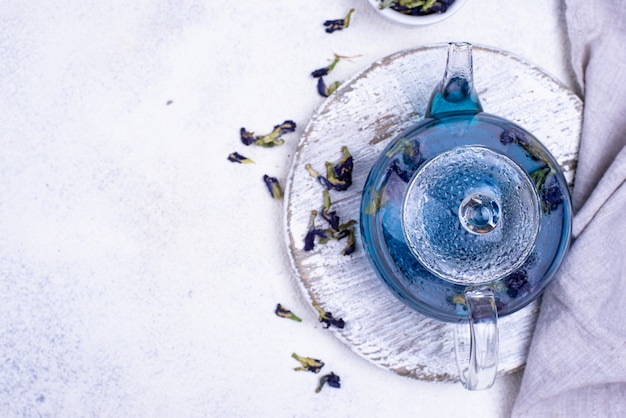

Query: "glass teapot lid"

xmin=360 ymin=43 xmax=572 ymax=322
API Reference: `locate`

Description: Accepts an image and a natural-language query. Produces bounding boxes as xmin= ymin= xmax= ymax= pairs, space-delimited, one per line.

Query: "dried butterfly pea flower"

xmin=313 ymin=302 xmax=345 ymax=329
xmin=305 ymin=146 xmax=354 ymax=191
xmin=311 ymin=54 xmax=358 ymax=98
xmin=317 ymin=77 xmax=342 ymax=98
xmin=311 ymin=67 xmax=330 ymax=78
xmin=323 ymin=8 xmax=355 ymax=33
xmin=316 ymin=372 xmax=341 ymax=393
xmin=364 ymin=189 xmax=382 ymax=216
xmin=504 ymin=270 xmax=530 ymax=298
xmin=540 ymin=178 xmax=564 ymax=213
xmin=332 ymin=218 xmax=357 ymax=256
xmin=499 ymin=127 xmax=531 ymax=147
xmin=227 ymin=151 xmax=254 ymax=164
xmin=334 ymin=146 xmax=354 ymax=185
xmin=451 ymin=294 xmax=466 ymax=305
xmin=530 ymin=166 xmax=551 ymax=191
xmin=263 ymin=175 xmax=283 ymax=200
xmin=304 ymin=191 xmax=357 ymax=254
xmin=386 ymin=138 xmax=423 ymax=182
xmin=275 ymin=303 xmax=302 ymax=322
xmin=530 ymin=166 xmax=563 ymax=213
xmin=240 ymin=120 xmax=296 ymax=148
xmin=339 ymin=225 xmax=356 ymax=255
xmin=292 ymin=353 xmax=325 ymax=373
xmin=304 ymin=210 xmax=330 ymax=251
xmin=500 ymin=128 xmax=564 ymax=213
xmin=321 ymin=189 xmax=340 ymax=230
xmin=240 ymin=127 xmax=256 ymax=145
xmin=311 ymin=54 xmax=343 ymax=78
xmin=379 ymin=0 xmax=455 ymax=15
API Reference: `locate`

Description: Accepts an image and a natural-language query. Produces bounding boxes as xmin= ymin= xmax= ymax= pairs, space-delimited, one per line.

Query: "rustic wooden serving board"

xmin=283 ymin=44 xmax=582 ymax=382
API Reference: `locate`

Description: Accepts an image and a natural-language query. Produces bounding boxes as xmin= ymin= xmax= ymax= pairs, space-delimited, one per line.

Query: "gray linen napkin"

xmin=512 ymin=0 xmax=626 ymax=416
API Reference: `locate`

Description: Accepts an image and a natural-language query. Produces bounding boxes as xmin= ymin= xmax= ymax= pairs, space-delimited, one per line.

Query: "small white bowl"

xmin=367 ymin=0 xmax=468 ymax=26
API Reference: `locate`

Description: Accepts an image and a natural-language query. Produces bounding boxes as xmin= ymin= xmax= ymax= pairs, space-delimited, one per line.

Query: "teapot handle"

xmin=454 ymin=286 xmax=499 ymax=390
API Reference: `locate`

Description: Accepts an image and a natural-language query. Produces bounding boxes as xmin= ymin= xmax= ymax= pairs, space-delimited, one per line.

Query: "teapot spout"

xmin=426 ymin=42 xmax=483 ymax=117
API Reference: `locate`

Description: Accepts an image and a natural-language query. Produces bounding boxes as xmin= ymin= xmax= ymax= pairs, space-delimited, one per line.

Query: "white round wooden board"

xmin=283 ymin=44 xmax=583 ymax=382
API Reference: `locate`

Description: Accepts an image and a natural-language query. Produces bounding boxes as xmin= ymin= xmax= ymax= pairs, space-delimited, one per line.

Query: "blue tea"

xmin=360 ymin=45 xmax=572 ymax=323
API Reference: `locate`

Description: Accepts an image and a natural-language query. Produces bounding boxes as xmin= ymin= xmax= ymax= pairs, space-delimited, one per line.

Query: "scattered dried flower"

xmin=386 ymin=138 xmax=423 ymax=182
xmin=504 ymin=270 xmax=530 ymax=298
xmin=340 ymin=225 xmax=356 ymax=255
xmin=305 ymin=146 xmax=354 ymax=191
xmin=292 ymin=353 xmax=325 ymax=373
xmin=303 ymin=191 xmax=357 ymax=255
xmin=263 ymin=175 xmax=283 ymax=199
xmin=540 ymin=177 xmax=564 ymax=213
xmin=313 ymin=302 xmax=345 ymax=329
xmin=311 ymin=54 xmax=359 ymax=98
xmin=240 ymin=120 xmax=296 ymax=148
xmin=321 ymin=190 xmax=340 ymax=230
xmin=316 ymin=372 xmax=341 ymax=393
xmin=530 ymin=166 xmax=551 ymax=191
xmin=227 ymin=151 xmax=254 ymax=164
xmin=530 ymin=166 xmax=564 ymax=213
xmin=311 ymin=54 xmax=343 ymax=79
xmin=333 ymin=146 xmax=354 ymax=186
xmin=364 ymin=189 xmax=382 ymax=216
xmin=378 ymin=0 xmax=456 ymax=15
xmin=499 ymin=127 xmax=531 ymax=147
xmin=451 ymin=294 xmax=466 ymax=305
xmin=275 ymin=303 xmax=302 ymax=322
xmin=317 ymin=77 xmax=342 ymax=98
xmin=304 ymin=210 xmax=330 ymax=251
xmin=323 ymin=9 xmax=355 ymax=33
xmin=500 ymin=127 xmax=565 ymax=214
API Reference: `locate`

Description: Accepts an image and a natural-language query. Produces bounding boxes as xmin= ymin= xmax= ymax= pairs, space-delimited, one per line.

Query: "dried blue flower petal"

xmin=275 ymin=120 xmax=297 ymax=135
xmin=316 ymin=372 xmax=341 ymax=393
xmin=311 ymin=67 xmax=329 ymax=78
xmin=314 ymin=302 xmax=345 ymax=329
xmin=333 ymin=220 xmax=357 ymax=240
xmin=275 ymin=303 xmax=302 ymax=322
xmin=240 ymin=120 xmax=296 ymax=147
xmin=321 ymin=190 xmax=340 ymax=230
xmin=530 ymin=166 xmax=563 ymax=212
xmin=311 ymin=54 xmax=343 ymax=78
xmin=303 ymin=158 xmax=358 ymax=255
xmin=323 ymin=8 xmax=355 ymax=33
xmin=386 ymin=138 xmax=423 ymax=182
xmin=340 ymin=226 xmax=356 ymax=256
xmin=263 ymin=175 xmax=283 ymax=200
xmin=380 ymin=0 xmax=456 ymax=15
xmin=311 ymin=54 xmax=357 ymax=97
xmin=227 ymin=151 xmax=254 ymax=164
xmin=304 ymin=210 xmax=330 ymax=251
xmin=333 ymin=146 xmax=353 ymax=185
xmin=317 ymin=77 xmax=341 ymax=98
xmin=504 ymin=270 xmax=529 ymax=298
xmin=499 ymin=127 xmax=531 ymax=147
xmin=305 ymin=164 xmax=332 ymax=190
xmin=530 ymin=166 xmax=551 ymax=190
xmin=292 ymin=353 xmax=325 ymax=373
xmin=305 ymin=147 xmax=354 ymax=191
xmin=240 ymin=127 xmax=256 ymax=145
xmin=538 ymin=173 xmax=564 ymax=213
xmin=323 ymin=161 xmax=350 ymax=191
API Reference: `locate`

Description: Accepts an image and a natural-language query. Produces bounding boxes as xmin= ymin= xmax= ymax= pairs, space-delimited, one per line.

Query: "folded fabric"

xmin=512 ymin=0 xmax=626 ymax=416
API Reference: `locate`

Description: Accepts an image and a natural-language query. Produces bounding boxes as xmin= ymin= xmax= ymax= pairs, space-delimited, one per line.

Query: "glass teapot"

xmin=359 ymin=42 xmax=572 ymax=390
